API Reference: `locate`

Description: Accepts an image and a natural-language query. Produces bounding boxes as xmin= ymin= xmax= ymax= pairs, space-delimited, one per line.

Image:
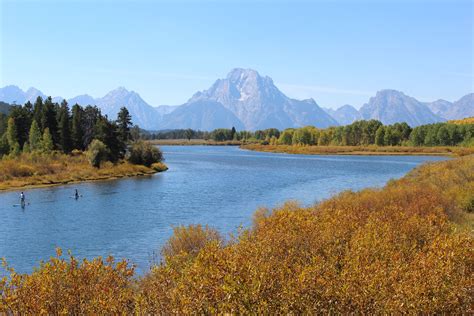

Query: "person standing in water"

xmin=75 ymin=189 xmax=79 ymax=199
xmin=20 ymin=192 xmax=25 ymax=205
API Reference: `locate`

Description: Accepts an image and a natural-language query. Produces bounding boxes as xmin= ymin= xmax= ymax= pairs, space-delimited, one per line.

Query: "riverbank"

xmin=241 ymin=144 xmax=474 ymax=156
xmin=148 ymin=139 xmax=243 ymax=146
xmin=0 ymin=153 xmax=168 ymax=191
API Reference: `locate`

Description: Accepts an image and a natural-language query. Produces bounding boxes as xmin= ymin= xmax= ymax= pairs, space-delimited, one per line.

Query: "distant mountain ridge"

xmin=0 ymin=86 xmax=161 ymax=130
xmin=325 ymin=104 xmax=363 ymax=126
xmin=425 ymin=93 xmax=474 ymax=120
xmin=1 ymin=69 xmax=473 ymax=130
xmin=359 ymin=89 xmax=445 ymax=126
xmin=182 ymin=68 xmax=338 ymax=130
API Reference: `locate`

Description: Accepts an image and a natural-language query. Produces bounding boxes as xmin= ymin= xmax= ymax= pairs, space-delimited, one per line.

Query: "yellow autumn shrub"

xmin=0 ymin=249 xmax=135 ymax=314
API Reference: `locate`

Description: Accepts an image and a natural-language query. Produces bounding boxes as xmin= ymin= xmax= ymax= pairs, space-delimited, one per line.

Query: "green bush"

xmin=86 ymin=139 xmax=109 ymax=168
xmin=127 ymin=141 xmax=163 ymax=167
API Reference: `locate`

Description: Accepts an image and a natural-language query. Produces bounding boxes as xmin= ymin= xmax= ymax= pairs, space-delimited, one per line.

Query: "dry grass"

xmin=449 ymin=116 xmax=474 ymax=125
xmin=0 ymin=152 xmax=167 ymax=191
xmin=241 ymin=144 xmax=474 ymax=156
xmin=148 ymin=139 xmax=243 ymax=146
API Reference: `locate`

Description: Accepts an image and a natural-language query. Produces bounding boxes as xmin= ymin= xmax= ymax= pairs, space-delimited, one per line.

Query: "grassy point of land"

xmin=241 ymin=144 xmax=474 ymax=156
xmin=0 ymin=152 xmax=168 ymax=191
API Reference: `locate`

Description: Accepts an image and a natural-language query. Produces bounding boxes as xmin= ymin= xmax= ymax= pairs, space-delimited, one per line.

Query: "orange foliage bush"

xmin=161 ymin=224 xmax=222 ymax=259
xmin=0 ymin=249 xmax=135 ymax=314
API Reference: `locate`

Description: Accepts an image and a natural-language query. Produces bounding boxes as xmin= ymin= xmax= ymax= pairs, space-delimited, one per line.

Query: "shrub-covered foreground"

xmin=1 ymin=156 xmax=473 ymax=313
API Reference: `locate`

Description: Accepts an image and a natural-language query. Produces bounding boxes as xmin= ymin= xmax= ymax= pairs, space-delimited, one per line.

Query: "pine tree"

xmin=82 ymin=105 xmax=101 ymax=149
xmin=9 ymin=105 xmax=32 ymax=148
xmin=95 ymin=117 xmax=121 ymax=161
xmin=58 ymin=100 xmax=72 ymax=153
xmin=33 ymin=96 xmax=43 ymax=130
xmin=0 ymin=133 xmax=9 ymax=157
xmin=71 ymin=104 xmax=85 ymax=150
xmin=41 ymin=128 xmax=54 ymax=153
xmin=41 ymin=97 xmax=58 ymax=147
xmin=116 ymin=107 xmax=132 ymax=143
xmin=29 ymin=120 xmax=42 ymax=152
xmin=116 ymin=107 xmax=132 ymax=157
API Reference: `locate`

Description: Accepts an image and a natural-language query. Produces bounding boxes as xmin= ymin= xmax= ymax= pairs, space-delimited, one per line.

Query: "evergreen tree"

xmin=58 ymin=100 xmax=72 ymax=153
xmin=41 ymin=128 xmax=54 ymax=153
xmin=116 ymin=107 xmax=132 ymax=156
xmin=0 ymin=133 xmax=9 ymax=157
xmin=33 ymin=96 xmax=43 ymax=130
xmin=95 ymin=117 xmax=122 ymax=161
xmin=41 ymin=97 xmax=59 ymax=147
xmin=116 ymin=107 xmax=132 ymax=144
xmin=71 ymin=104 xmax=85 ymax=150
xmin=9 ymin=105 xmax=32 ymax=148
xmin=29 ymin=120 xmax=42 ymax=152
xmin=82 ymin=105 xmax=101 ymax=148
xmin=0 ymin=113 xmax=8 ymax=136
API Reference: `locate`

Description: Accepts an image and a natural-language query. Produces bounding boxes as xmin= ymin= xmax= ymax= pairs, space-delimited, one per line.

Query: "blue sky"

xmin=1 ymin=0 xmax=472 ymax=109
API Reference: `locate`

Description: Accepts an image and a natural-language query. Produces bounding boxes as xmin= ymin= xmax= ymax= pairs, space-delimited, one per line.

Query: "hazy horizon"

xmin=1 ymin=0 xmax=472 ymax=109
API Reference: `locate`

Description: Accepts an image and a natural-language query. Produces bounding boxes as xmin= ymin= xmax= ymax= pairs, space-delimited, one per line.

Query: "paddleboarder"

xmin=20 ymin=192 xmax=25 ymax=206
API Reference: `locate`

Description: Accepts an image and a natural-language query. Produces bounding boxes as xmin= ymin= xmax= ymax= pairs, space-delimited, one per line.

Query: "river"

xmin=0 ymin=146 xmax=446 ymax=274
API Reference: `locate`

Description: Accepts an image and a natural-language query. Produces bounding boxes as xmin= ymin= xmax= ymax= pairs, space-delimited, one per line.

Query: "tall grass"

xmin=242 ymin=143 xmax=474 ymax=156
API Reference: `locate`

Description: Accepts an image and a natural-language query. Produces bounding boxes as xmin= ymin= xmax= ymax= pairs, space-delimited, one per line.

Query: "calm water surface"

xmin=0 ymin=146 xmax=446 ymax=273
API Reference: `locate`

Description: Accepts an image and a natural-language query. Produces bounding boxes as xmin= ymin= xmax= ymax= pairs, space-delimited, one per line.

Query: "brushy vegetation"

xmin=0 ymin=249 xmax=136 ymax=314
xmin=1 ymin=155 xmax=473 ymax=313
xmin=0 ymin=152 xmax=164 ymax=190
xmin=242 ymin=143 xmax=474 ymax=156
xmin=127 ymin=141 xmax=164 ymax=167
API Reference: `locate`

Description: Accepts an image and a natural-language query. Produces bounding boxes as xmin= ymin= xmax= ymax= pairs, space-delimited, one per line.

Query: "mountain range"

xmin=1 ymin=68 xmax=472 ymax=130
